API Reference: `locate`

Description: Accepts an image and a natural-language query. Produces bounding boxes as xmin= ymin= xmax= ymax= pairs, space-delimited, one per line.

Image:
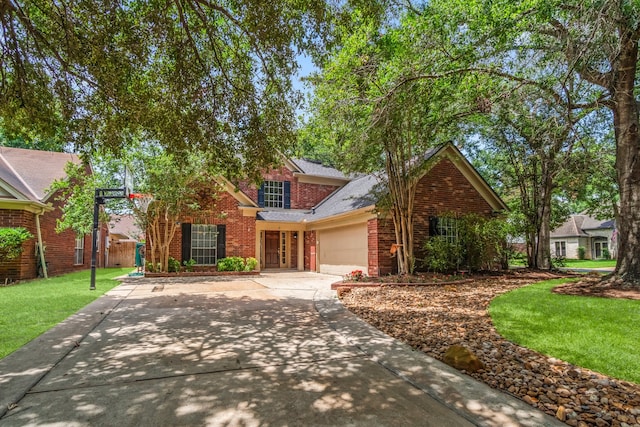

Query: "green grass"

xmin=489 ymin=278 xmax=640 ymax=384
xmin=509 ymin=259 xmax=616 ymax=269
xmin=563 ymin=259 xmax=617 ymax=269
xmin=0 ymin=268 xmax=130 ymax=359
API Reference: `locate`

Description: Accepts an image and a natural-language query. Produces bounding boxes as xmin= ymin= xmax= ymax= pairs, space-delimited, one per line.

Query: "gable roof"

xmin=258 ymin=142 xmax=507 ymax=224
xmin=0 ymin=147 xmax=81 ymax=202
xmin=289 ymin=158 xmax=348 ymax=180
xmin=551 ymin=214 xmax=615 ymax=238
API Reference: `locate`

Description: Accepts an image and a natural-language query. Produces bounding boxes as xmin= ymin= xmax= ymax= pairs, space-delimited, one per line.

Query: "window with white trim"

xmin=74 ymin=235 xmax=84 ymax=265
xmin=437 ymin=217 xmax=459 ymax=244
xmin=191 ymin=224 xmax=218 ymax=265
xmin=554 ymin=241 xmax=566 ymax=257
xmin=263 ymin=180 xmax=284 ymax=208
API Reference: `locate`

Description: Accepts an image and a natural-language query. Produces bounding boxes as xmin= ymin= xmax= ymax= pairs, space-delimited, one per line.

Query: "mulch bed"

xmin=338 ymin=272 xmax=640 ymax=427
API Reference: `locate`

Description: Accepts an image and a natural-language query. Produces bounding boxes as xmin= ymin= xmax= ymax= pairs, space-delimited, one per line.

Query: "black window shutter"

xmin=283 ymin=181 xmax=291 ymax=209
xmin=216 ymin=225 xmax=226 ymax=261
xmin=181 ymin=223 xmax=192 ymax=262
xmin=258 ymin=183 xmax=265 ymax=207
xmin=429 ymin=216 xmax=439 ymax=237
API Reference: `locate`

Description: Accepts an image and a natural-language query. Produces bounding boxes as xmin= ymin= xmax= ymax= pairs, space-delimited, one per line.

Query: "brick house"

xmin=0 ymin=147 xmax=106 ymax=282
xmin=169 ymin=142 xmax=507 ymax=276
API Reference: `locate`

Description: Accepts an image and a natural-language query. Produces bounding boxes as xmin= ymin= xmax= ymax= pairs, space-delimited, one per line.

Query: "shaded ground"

xmin=553 ymin=275 xmax=640 ymax=300
xmin=338 ymin=273 xmax=640 ymax=427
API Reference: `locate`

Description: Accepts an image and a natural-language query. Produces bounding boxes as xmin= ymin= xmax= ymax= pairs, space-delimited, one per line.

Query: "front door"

xmin=265 ymin=231 xmax=280 ymax=268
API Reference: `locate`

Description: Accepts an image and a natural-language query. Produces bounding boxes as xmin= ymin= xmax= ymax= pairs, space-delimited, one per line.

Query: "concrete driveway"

xmin=0 ymin=272 xmax=562 ymax=426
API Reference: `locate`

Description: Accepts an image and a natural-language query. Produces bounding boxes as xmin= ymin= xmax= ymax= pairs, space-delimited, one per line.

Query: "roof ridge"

xmin=0 ymin=150 xmax=39 ymax=200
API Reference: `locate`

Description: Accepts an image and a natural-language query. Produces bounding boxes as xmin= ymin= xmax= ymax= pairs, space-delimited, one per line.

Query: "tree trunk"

xmin=534 ymin=172 xmax=553 ymax=270
xmin=611 ymin=30 xmax=640 ymax=285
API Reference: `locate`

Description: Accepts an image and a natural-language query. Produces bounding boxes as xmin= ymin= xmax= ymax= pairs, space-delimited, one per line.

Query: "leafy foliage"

xmin=216 ymin=257 xmax=246 ymax=272
xmin=244 ymin=257 xmax=258 ymax=272
xmin=0 ymin=228 xmax=33 ymax=260
xmin=422 ymin=213 xmax=510 ymax=273
xmin=216 ymin=256 xmax=258 ymax=272
xmin=0 ymin=0 xmax=339 ymax=179
xmin=167 ymin=257 xmax=181 ymax=273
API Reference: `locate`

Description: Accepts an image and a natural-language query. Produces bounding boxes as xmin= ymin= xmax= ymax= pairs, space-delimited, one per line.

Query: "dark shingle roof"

xmin=310 ymin=174 xmax=378 ymax=219
xmin=290 ymin=158 xmax=347 ymax=180
xmin=257 ymin=210 xmax=311 ymax=222
xmin=0 ymin=147 xmax=81 ymax=202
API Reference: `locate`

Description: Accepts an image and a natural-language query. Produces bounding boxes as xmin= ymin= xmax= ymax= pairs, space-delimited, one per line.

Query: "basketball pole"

xmin=90 ymin=188 xmax=129 ymax=290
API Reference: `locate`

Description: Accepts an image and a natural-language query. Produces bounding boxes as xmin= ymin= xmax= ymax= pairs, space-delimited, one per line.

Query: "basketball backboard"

xmin=123 ymin=166 xmax=134 ymax=198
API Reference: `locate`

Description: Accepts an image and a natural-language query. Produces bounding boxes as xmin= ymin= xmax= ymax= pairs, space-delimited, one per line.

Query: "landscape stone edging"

xmin=330 ymin=272 xmax=574 ymax=290
xmin=144 ymin=271 xmax=259 ymax=278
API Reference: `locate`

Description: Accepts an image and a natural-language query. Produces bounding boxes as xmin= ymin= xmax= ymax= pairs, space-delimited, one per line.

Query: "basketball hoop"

xmin=128 ymin=193 xmax=154 ymax=213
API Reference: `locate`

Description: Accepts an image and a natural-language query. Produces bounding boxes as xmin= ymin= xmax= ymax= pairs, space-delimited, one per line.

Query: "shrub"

xmin=216 ymin=256 xmax=246 ymax=271
xmin=0 ymin=227 xmax=33 ymax=260
xmin=168 ymin=257 xmax=181 ymax=273
xmin=244 ymin=257 xmax=258 ymax=271
xmin=551 ymin=255 xmax=566 ymax=268
xmin=423 ymin=237 xmax=463 ymax=273
xmin=183 ymin=259 xmax=196 ymax=272
xmin=577 ymin=246 xmax=586 ymax=260
xmin=422 ymin=213 xmax=510 ymax=273
xmin=603 ymin=248 xmax=611 ymax=260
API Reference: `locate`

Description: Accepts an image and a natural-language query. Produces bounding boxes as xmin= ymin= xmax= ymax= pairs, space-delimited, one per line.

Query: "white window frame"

xmin=191 ymin=224 xmax=218 ymax=265
xmin=437 ymin=217 xmax=459 ymax=244
xmin=263 ymin=180 xmax=284 ymax=208
xmin=555 ymin=241 xmax=566 ymax=257
xmin=74 ymin=235 xmax=84 ymax=265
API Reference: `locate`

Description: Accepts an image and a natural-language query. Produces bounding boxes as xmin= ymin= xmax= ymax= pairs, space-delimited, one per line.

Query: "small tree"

xmin=132 ymin=150 xmax=223 ymax=272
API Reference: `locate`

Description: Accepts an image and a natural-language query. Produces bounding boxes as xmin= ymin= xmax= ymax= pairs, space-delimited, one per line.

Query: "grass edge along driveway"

xmin=489 ymin=278 xmax=640 ymax=384
xmin=0 ymin=268 xmax=130 ymax=359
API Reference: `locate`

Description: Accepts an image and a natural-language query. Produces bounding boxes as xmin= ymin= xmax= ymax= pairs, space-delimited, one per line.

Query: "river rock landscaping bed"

xmin=338 ymin=274 xmax=640 ymax=427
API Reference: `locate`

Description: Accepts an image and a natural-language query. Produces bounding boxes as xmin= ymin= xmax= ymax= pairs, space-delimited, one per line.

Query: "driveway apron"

xmin=0 ymin=272 xmax=561 ymax=426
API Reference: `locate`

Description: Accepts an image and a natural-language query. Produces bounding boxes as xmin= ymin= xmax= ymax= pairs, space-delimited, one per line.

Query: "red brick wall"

xmin=37 ymin=196 xmax=106 ymax=276
xmin=304 ymin=230 xmax=316 ymax=271
xmin=0 ymin=209 xmax=36 ymax=282
xmin=368 ymin=218 xmax=397 ymax=277
xmin=165 ymin=191 xmax=257 ymax=263
xmin=372 ymin=158 xmax=495 ymax=275
xmin=239 ymin=166 xmax=339 ymax=209
xmin=0 ymin=195 xmax=107 ymax=282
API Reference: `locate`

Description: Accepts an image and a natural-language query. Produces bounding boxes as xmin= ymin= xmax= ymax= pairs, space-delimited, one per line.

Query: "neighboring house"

xmin=550 ymin=214 xmax=617 ymax=260
xmin=165 ymin=142 xmax=507 ymax=276
xmin=0 ymin=147 xmax=107 ymax=282
xmin=107 ymin=214 xmax=144 ymax=268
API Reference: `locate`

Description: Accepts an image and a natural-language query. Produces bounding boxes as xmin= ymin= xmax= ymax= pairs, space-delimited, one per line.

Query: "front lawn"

xmin=489 ymin=278 xmax=640 ymax=383
xmin=563 ymin=259 xmax=617 ymax=269
xmin=0 ymin=268 xmax=130 ymax=359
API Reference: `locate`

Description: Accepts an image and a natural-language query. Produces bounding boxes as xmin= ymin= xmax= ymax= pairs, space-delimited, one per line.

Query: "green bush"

xmin=183 ymin=259 xmax=196 ymax=272
xmin=423 ymin=237 xmax=463 ymax=272
xmin=0 ymin=227 xmax=33 ymax=260
xmin=216 ymin=256 xmax=246 ymax=271
xmin=422 ymin=213 xmax=510 ymax=273
xmin=244 ymin=257 xmax=258 ymax=271
xmin=603 ymin=248 xmax=611 ymax=260
xmin=168 ymin=257 xmax=181 ymax=273
xmin=577 ymin=246 xmax=586 ymax=260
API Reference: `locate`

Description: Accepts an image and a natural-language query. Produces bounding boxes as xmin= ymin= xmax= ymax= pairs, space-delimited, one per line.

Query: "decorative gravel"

xmin=338 ymin=276 xmax=640 ymax=427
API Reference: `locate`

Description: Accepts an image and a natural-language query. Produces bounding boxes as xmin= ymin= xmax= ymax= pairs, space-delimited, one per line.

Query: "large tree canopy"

xmin=1 ymin=0 xmax=333 ymax=179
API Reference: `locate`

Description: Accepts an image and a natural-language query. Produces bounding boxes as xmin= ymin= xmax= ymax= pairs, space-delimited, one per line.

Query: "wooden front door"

xmin=265 ymin=231 xmax=280 ymax=268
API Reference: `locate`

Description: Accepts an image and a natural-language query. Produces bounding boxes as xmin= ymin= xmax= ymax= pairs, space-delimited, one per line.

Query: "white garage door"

xmin=317 ymin=223 xmax=368 ymax=276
